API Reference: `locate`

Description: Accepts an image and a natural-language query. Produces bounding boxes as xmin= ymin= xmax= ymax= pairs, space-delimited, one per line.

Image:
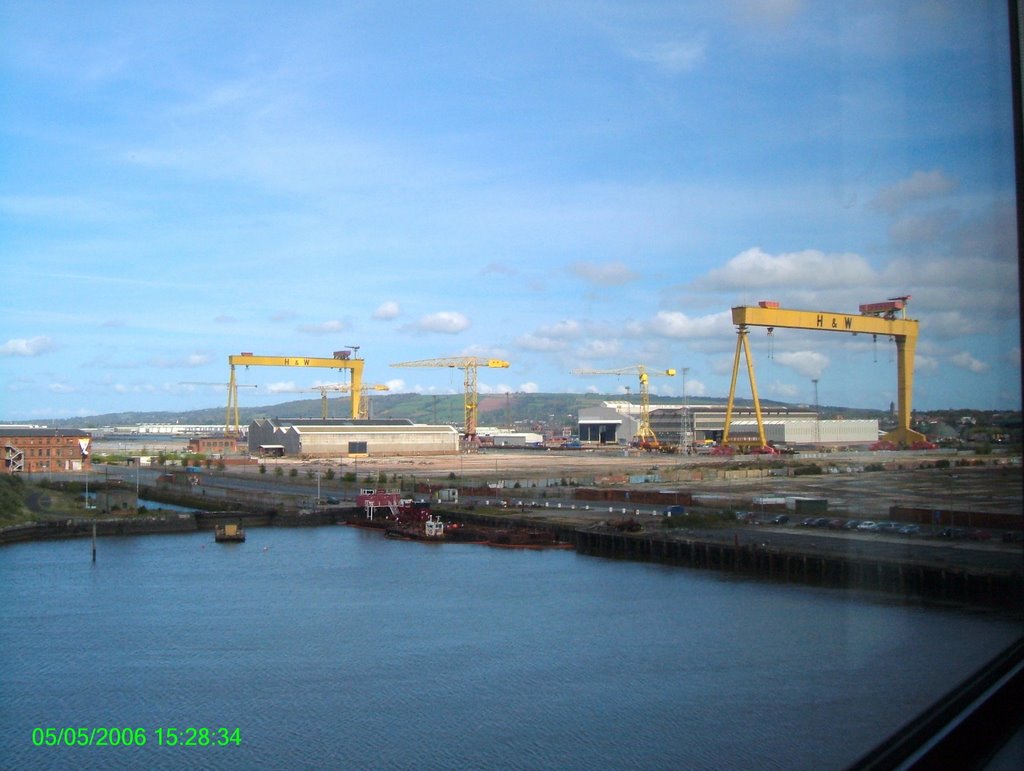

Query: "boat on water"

xmin=214 ymin=523 xmax=245 ymax=543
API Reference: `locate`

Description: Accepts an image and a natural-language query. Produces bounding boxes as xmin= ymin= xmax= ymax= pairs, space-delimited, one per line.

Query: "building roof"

xmin=0 ymin=428 xmax=91 ymax=438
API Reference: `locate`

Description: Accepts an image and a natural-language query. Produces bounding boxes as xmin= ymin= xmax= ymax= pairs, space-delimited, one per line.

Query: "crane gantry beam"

xmin=390 ymin=356 xmax=510 ymax=441
xmin=572 ymin=365 xmax=676 ymax=448
xmin=724 ymin=298 xmax=924 ymax=448
xmin=225 ymin=350 xmax=364 ymax=435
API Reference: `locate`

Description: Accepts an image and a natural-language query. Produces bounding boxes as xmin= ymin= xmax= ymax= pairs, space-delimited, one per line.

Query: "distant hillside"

xmin=29 ymin=392 xmax=886 ymax=431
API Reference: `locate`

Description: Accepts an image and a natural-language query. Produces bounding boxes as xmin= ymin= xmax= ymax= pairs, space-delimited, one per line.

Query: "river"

xmin=1 ymin=525 xmax=1019 ymax=770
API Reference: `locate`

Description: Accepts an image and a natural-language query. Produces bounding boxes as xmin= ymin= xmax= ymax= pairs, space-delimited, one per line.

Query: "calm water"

xmin=1 ymin=526 xmax=1019 ymax=770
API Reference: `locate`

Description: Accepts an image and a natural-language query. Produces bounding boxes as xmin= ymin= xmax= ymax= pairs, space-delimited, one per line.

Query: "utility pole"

xmin=812 ymin=378 xmax=820 ymax=446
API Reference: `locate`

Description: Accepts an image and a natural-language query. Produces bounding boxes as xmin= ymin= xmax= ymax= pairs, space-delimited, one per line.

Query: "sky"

xmin=1 ymin=0 xmax=1020 ymax=421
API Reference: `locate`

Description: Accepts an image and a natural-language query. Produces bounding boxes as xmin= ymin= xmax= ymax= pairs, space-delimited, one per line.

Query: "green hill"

xmin=28 ymin=392 xmax=885 ymax=431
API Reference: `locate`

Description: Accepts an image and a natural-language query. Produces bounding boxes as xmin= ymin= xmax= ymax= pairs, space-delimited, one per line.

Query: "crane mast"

xmin=390 ymin=356 xmax=510 ymax=442
xmin=571 ymin=365 xmax=676 ymax=448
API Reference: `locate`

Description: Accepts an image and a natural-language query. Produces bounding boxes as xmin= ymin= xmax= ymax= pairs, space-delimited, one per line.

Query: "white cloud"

xmin=519 ymin=382 xmax=539 ymax=393
xmin=623 ymin=37 xmax=707 ymax=74
xmin=731 ymin=0 xmax=805 ymax=26
xmin=373 ymin=301 xmax=401 ymax=320
xmin=647 ymin=310 xmax=732 ymax=339
xmin=516 ymin=334 xmax=569 ymax=352
xmin=516 ymin=320 xmax=584 ymax=352
xmin=186 ymin=353 xmax=211 ymax=366
xmin=569 ymin=261 xmax=638 ymax=285
xmin=48 ymin=382 xmax=76 ymax=393
xmin=685 ymin=378 xmax=707 ymax=397
xmin=267 ymin=381 xmax=302 ymax=393
xmin=298 ymin=320 xmax=345 ymax=335
xmin=871 ymin=169 xmax=958 ymax=215
xmin=949 ymin=351 xmax=989 ymax=374
xmin=576 ymin=338 xmax=623 ymax=359
xmin=774 ymin=350 xmax=829 ymax=379
xmin=696 ymin=247 xmax=875 ymax=291
xmin=1 ymin=336 xmax=55 ymax=356
xmin=384 ymin=378 xmax=407 ymax=392
xmin=766 ymin=381 xmax=801 ymax=399
xmin=410 ymin=311 xmax=471 ymax=334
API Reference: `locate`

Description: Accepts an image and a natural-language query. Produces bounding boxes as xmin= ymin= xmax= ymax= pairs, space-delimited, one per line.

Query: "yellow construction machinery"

xmin=723 ymin=297 xmax=925 ymax=449
xmin=572 ymin=365 xmax=676 ymax=449
xmin=225 ymin=350 xmax=364 ymax=435
xmin=305 ymin=383 xmax=390 ymax=419
xmin=390 ymin=356 xmax=510 ymax=441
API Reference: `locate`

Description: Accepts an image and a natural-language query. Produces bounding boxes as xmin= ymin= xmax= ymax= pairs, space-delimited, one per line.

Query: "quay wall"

xmin=574 ymin=528 xmax=1023 ymax=610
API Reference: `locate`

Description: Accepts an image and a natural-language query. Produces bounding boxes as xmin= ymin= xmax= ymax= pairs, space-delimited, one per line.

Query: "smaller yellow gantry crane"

xmin=572 ymin=365 xmax=676 ymax=449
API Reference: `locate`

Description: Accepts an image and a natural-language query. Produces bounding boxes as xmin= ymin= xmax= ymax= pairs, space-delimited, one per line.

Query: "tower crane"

xmin=571 ymin=365 xmax=676 ymax=449
xmin=723 ymin=297 xmax=924 ymax=449
xmin=304 ymin=383 xmax=390 ymax=419
xmin=390 ymin=356 xmax=510 ymax=441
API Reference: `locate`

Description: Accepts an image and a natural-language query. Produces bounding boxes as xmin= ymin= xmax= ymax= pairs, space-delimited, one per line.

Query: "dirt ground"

xmin=278 ymin=447 xmax=1023 ymax=522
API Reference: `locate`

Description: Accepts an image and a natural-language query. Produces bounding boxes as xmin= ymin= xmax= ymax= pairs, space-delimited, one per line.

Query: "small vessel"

xmin=214 ymin=523 xmax=245 ymax=543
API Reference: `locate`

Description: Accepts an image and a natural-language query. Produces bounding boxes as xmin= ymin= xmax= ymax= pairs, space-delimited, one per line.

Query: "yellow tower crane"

xmin=225 ymin=349 xmax=364 ymax=435
xmin=723 ymin=297 xmax=925 ymax=449
xmin=390 ymin=356 xmax=510 ymax=441
xmin=571 ymin=365 xmax=676 ymax=449
xmin=305 ymin=383 xmax=391 ymax=419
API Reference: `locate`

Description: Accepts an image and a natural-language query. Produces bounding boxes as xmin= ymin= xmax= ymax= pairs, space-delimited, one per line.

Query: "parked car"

xmin=874 ymin=521 xmax=902 ymax=534
xmin=857 ymin=520 xmax=878 ymax=531
xmin=898 ymin=524 xmax=921 ymax=536
xmin=770 ymin=514 xmax=790 ymax=525
xmin=826 ymin=518 xmax=845 ymax=530
xmin=843 ymin=519 xmax=862 ymax=530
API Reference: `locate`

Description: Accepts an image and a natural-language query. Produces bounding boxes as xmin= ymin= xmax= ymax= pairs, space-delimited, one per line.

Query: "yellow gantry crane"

xmin=305 ymin=383 xmax=390 ymax=419
xmin=225 ymin=349 xmax=364 ymax=435
xmin=390 ymin=356 xmax=510 ymax=440
xmin=723 ymin=297 xmax=925 ymax=449
xmin=571 ymin=365 xmax=676 ymax=448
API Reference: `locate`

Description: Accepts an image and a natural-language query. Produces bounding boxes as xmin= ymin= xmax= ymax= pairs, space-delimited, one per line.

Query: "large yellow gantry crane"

xmin=572 ymin=365 xmax=676 ymax=448
xmin=226 ymin=350 xmax=364 ymax=435
xmin=723 ymin=297 xmax=925 ymax=449
xmin=391 ymin=356 xmax=510 ymax=441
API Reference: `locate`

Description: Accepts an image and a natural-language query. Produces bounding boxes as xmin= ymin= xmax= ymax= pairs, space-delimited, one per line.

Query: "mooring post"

xmin=91 ymin=520 xmax=97 ymax=563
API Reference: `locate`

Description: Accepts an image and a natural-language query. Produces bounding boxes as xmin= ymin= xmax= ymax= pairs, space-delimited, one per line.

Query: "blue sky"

xmin=1 ymin=0 xmax=1019 ymax=420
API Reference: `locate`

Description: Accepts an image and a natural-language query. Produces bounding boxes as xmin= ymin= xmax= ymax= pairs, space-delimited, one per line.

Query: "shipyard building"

xmin=248 ymin=418 xmax=459 ymax=458
xmin=1 ymin=428 xmax=93 ymax=474
xmin=577 ymin=402 xmax=878 ymax=448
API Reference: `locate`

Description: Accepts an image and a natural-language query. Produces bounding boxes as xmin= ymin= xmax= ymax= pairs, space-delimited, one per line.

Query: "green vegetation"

xmin=792 ymin=464 xmax=824 ymax=476
xmin=0 ymin=475 xmax=27 ymax=524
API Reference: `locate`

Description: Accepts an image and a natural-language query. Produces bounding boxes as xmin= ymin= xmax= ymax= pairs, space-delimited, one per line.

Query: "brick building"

xmin=187 ymin=435 xmax=239 ymax=455
xmin=1 ymin=428 xmax=93 ymax=474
